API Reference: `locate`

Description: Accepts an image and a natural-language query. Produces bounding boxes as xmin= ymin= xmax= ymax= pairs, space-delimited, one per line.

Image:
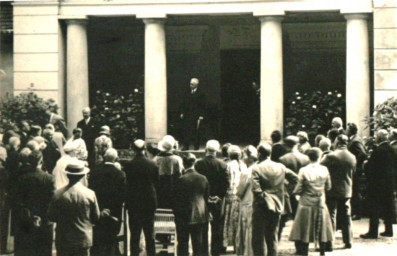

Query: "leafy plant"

xmin=91 ymin=87 xmax=144 ymax=149
xmin=367 ymin=97 xmax=397 ymax=131
xmin=285 ymin=90 xmax=345 ymax=141
xmin=0 ymin=92 xmax=57 ymax=133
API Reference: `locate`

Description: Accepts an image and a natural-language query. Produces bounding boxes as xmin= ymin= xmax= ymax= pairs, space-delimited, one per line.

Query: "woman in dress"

xmin=289 ymin=148 xmax=334 ymax=256
xmin=223 ymin=145 xmax=247 ymax=251
xmin=235 ymin=145 xmax=257 ymax=256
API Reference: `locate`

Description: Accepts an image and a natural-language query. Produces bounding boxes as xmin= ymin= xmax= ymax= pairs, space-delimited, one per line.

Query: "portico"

xmin=13 ymin=0 xmax=374 ymax=142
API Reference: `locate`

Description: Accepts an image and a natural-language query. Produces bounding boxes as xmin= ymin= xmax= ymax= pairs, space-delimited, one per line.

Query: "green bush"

xmin=285 ymin=90 xmax=345 ymax=141
xmin=91 ymin=88 xmax=144 ymax=149
xmin=367 ymin=97 xmax=397 ymax=131
xmin=0 ymin=92 xmax=57 ymax=133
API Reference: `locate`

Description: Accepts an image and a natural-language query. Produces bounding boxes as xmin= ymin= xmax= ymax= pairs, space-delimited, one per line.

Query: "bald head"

xmin=104 ymin=148 xmax=118 ymax=162
xmin=332 ymin=117 xmax=343 ymax=128
xmin=376 ymin=129 xmax=389 ymax=144
xmin=82 ymin=107 xmax=91 ymax=119
xmin=190 ymin=78 xmax=199 ymax=90
xmin=257 ymin=143 xmax=272 ymax=161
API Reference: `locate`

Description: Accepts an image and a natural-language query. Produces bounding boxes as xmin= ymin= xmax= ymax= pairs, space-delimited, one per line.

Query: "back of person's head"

xmin=271 ymin=130 xmax=282 ymax=144
xmin=332 ymin=117 xmax=343 ymax=128
xmin=206 ymin=140 xmax=220 ymax=155
xmin=2 ymin=130 xmax=19 ymax=145
xmin=319 ymin=138 xmax=331 ymax=152
xmin=228 ymin=145 xmax=242 ymax=160
xmin=327 ymin=128 xmax=339 ymax=143
xmin=257 ymin=143 xmax=272 ymax=160
xmin=297 ymin=131 xmax=309 ymax=143
xmin=0 ymin=147 xmax=7 ymax=162
xmin=314 ymin=134 xmax=325 ymax=147
xmin=221 ymin=143 xmax=231 ymax=158
xmin=45 ymin=123 xmax=55 ymax=132
xmin=243 ymin=145 xmax=258 ymax=161
xmin=26 ymin=140 xmax=40 ymax=152
xmin=104 ymin=148 xmax=118 ymax=162
xmin=132 ymin=139 xmax=146 ymax=154
xmin=376 ymin=129 xmax=389 ymax=143
xmin=73 ymin=128 xmax=83 ymax=137
xmin=346 ymin=122 xmax=358 ymax=136
xmin=283 ymin=135 xmax=299 ymax=149
xmin=9 ymin=136 xmax=21 ymax=149
xmin=388 ymin=129 xmax=397 ymax=142
xmin=306 ymin=147 xmax=322 ymax=162
xmin=146 ymin=142 xmax=159 ymax=157
xmin=30 ymin=125 xmax=42 ymax=136
xmin=336 ymin=134 xmax=349 ymax=147
xmin=183 ymin=153 xmax=196 ymax=169
xmin=19 ymin=147 xmax=41 ymax=168
xmin=42 ymin=128 xmax=54 ymax=140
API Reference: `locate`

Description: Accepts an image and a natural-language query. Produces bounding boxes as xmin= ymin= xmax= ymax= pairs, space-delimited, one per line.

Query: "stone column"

xmin=66 ymin=18 xmax=89 ymax=135
xmin=345 ymin=13 xmax=370 ymax=137
xmin=143 ymin=18 xmax=167 ymax=142
xmin=259 ymin=15 xmax=284 ymax=142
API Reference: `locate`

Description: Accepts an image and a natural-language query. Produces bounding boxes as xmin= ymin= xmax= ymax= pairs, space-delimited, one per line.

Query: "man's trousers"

xmin=252 ymin=203 xmax=280 ymax=256
xmin=128 ymin=211 xmax=156 ymax=256
xmin=326 ymin=197 xmax=353 ymax=245
xmin=203 ymin=205 xmax=224 ymax=256
xmin=176 ymin=222 xmax=206 ymax=256
xmin=14 ymin=223 xmax=53 ymax=256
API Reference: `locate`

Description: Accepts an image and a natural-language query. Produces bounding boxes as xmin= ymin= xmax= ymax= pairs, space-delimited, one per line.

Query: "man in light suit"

xmin=321 ymin=134 xmax=356 ymax=250
xmin=251 ymin=143 xmax=298 ymax=256
xmin=174 ymin=153 xmax=209 ymax=256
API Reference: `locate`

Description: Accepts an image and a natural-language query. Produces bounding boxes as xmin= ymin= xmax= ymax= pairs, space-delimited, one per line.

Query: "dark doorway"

xmin=220 ymin=50 xmax=260 ymax=144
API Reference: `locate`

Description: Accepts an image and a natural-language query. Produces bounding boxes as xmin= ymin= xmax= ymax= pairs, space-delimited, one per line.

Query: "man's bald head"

xmin=257 ymin=143 xmax=272 ymax=161
xmin=82 ymin=107 xmax=91 ymax=119
xmin=104 ymin=148 xmax=118 ymax=162
xmin=376 ymin=129 xmax=389 ymax=144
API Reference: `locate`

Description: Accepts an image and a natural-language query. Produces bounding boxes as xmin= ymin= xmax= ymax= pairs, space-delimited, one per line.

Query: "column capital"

xmin=61 ymin=16 xmax=88 ymax=26
xmin=258 ymin=16 xmax=284 ymax=23
xmin=254 ymin=9 xmax=285 ymax=22
xmin=343 ymin=13 xmax=369 ymax=20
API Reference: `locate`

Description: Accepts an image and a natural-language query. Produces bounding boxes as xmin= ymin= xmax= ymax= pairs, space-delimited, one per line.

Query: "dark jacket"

xmin=77 ymin=118 xmax=99 ymax=152
xmin=179 ymin=87 xmax=207 ymax=121
xmin=42 ymin=139 xmax=61 ymax=174
xmin=15 ymin=167 xmax=55 ymax=226
xmin=124 ymin=155 xmax=159 ymax=214
xmin=321 ymin=146 xmax=356 ymax=198
xmin=173 ymin=168 xmax=209 ymax=225
xmin=348 ymin=135 xmax=367 ymax=172
xmin=89 ymin=162 xmax=126 ymax=221
xmin=195 ymin=155 xmax=229 ymax=199
xmin=271 ymin=142 xmax=288 ymax=163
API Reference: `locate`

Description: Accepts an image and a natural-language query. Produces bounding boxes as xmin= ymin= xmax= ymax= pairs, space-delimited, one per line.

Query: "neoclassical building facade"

xmin=10 ymin=0 xmax=397 ymax=142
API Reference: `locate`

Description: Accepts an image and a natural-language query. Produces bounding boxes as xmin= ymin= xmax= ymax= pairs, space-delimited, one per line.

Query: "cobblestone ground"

xmin=221 ymin=219 xmax=397 ymax=256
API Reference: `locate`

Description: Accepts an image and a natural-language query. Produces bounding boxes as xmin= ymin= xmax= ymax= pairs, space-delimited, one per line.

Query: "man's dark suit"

xmin=77 ymin=118 xmax=98 ymax=163
xmin=174 ymin=168 xmax=209 ymax=256
xmin=365 ymin=141 xmax=395 ymax=236
xmin=179 ymin=87 xmax=207 ymax=150
xmin=14 ymin=167 xmax=55 ymax=256
xmin=321 ymin=146 xmax=356 ymax=246
xmin=195 ymin=155 xmax=229 ymax=256
xmin=271 ymin=143 xmax=287 ymax=163
xmin=124 ymin=155 xmax=159 ymax=256
xmin=251 ymin=159 xmax=298 ymax=256
xmin=348 ymin=135 xmax=367 ymax=218
xmin=42 ymin=138 xmax=61 ymax=174
xmin=89 ymin=162 xmax=126 ymax=256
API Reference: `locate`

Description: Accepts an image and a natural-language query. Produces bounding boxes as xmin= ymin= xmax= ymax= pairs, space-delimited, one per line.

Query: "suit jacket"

xmin=251 ymin=159 xmax=298 ymax=213
xmin=49 ymin=113 xmax=68 ymax=139
xmin=42 ymin=139 xmax=61 ymax=174
xmin=77 ymin=118 xmax=99 ymax=151
xmin=15 ymin=168 xmax=55 ymax=225
xmin=124 ymin=155 xmax=159 ymax=214
xmin=348 ymin=135 xmax=367 ymax=172
xmin=195 ymin=155 xmax=230 ymax=199
xmin=365 ymin=141 xmax=395 ymax=200
xmin=279 ymin=151 xmax=310 ymax=174
xmin=179 ymin=87 xmax=207 ymax=121
xmin=89 ymin=162 xmax=126 ymax=221
xmin=271 ymin=142 xmax=287 ymax=163
xmin=321 ymin=146 xmax=356 ymax=198
xmin=173 ymin=168 xmax=209 ymax=225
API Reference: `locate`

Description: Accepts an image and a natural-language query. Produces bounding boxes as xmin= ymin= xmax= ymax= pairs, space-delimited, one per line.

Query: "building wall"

xmin=374 ymin=0 xmax=397 ymax=106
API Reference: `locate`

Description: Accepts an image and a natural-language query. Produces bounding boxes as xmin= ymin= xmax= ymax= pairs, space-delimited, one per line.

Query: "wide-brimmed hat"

xmin=65 ymin=159 xmax=89 ymax=175
xmin=158 ymin=135 xmax=175 ymax=152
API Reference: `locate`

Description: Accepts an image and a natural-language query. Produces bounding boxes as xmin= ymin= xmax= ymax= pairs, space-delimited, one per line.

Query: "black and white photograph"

xmin=0 ymin=0 xmax=397 ymax=255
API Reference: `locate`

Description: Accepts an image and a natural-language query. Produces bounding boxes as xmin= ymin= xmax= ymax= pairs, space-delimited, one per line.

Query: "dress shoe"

xmin=360 ymin=233 xmax=378 ymax=239
xmin=380 ymin=231 xmax=393 ymax=237
xmin=344 ymin=243 xmax=352 ymax=249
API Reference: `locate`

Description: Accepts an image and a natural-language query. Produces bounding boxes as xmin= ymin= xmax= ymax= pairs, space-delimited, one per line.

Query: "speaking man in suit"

xmin=124 ymin=140 xmax=159 ymax=256
xmin=89 ymin=148 xmax=126 ymax=256
xmin=361 ymin=129 xmax=395 ymax=238
xmin=174 ymin=153 xmax=209 ymax=256
xmin=321 ymin=134 xmax=356 ymax=250
xmin=195 ymin=140 xmax=229 ymax=256
xmin=77 ymin=107 xmax=98 ymax=163
xmin=179 ymin=78 xmax=207 ymax=150
xmin=346 ymin=123 xmax=367 ymax=220
xmin=251 ymin=143 xmax=298 ymax=256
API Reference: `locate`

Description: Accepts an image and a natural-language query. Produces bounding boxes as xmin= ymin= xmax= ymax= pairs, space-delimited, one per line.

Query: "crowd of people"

xmin=0 ymin=104 xmax=396 ymax=256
